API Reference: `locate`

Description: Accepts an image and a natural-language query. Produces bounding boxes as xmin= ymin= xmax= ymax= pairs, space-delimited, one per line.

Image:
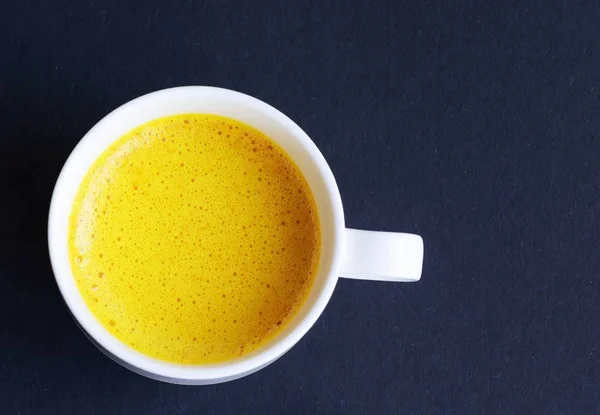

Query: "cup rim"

xmin=47 ymin=86 xmax=345 ymax=382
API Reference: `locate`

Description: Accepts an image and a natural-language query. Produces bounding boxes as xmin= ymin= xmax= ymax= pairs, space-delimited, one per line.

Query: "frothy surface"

xmin=68 ymin=114 xmax=320 ymax=364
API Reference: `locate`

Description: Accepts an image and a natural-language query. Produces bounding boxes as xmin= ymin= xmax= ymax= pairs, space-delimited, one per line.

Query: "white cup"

xmin=48 ymin=86 xmax=424 ymax=384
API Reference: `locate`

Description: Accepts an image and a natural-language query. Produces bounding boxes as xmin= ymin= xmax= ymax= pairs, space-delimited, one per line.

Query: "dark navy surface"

xmin=2 ymin=0 xmax=600 ymax=413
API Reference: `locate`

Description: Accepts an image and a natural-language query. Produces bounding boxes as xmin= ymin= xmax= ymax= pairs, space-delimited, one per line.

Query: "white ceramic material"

xmin=48 ymin=86 xmax=424 ymax=384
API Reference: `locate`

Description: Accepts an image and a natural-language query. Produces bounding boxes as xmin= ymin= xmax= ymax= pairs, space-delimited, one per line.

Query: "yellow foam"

xmin=68 ymin=114 xmax=320 ymax=364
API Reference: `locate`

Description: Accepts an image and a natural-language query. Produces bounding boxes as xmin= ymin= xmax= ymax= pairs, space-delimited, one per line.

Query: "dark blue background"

xmin=2 ymin=0 xmax=600 ymax=413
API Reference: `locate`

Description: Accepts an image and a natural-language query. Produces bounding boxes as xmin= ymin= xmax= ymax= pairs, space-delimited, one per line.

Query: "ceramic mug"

xmin=48 ymin=86 xmax=424 ymax=384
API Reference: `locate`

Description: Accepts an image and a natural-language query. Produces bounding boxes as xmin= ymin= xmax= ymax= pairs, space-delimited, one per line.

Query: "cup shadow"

xmin=0 ymin=91 xmax=102 ymax=361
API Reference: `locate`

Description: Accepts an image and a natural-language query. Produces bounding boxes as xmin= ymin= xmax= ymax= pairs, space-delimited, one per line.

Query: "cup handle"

xmin=339 ymin=229 xmax=423 ymax=282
